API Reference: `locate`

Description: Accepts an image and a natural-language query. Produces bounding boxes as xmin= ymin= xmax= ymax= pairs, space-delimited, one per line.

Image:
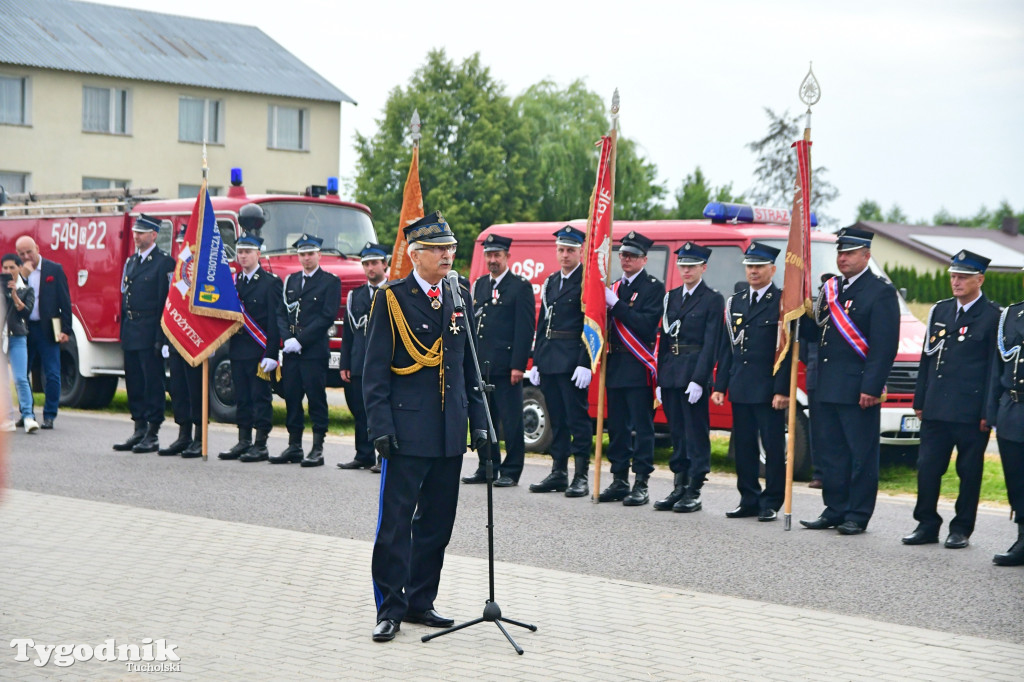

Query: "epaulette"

xmin=378 ymin=280 xmax=394 ymax=291
xmin=649 ymin=276 xmax=657 ymax=283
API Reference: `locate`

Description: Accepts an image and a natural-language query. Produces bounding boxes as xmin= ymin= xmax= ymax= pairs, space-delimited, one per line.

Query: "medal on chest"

xmin=958 ymin=326 xmax=967 ymax=342
xmin=492 ymin=288 xmax=500 ymax=303
xmin=844 ymin=299 xmax=852 ymax=311
xmin=450 ymin=311 xmax=463 ymax=334
xmin=427 ymin=287 xmax=442 ymax=310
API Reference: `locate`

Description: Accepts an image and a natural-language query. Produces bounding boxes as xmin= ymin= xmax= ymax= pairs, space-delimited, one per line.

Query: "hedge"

xmin=887 ymin=265 xmax=1023 ymax=307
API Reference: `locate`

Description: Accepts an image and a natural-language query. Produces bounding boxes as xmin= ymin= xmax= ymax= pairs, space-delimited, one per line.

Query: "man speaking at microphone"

xmin=363 ymin=211 xmax=487 ymax=643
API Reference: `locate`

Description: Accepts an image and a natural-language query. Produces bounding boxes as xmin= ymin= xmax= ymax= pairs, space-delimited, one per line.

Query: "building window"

xmin=267 ymin=105 xmax=309 ymax=151
xmin=82 ymin=86 xmax=130 ymax=134
xmin=178 ymin=184 xmax=221 ymax=198
xmin=0 ymin=75 xmax=30 ymax=125
xmin=179 ymin=97 xmax=223 ymax=144
xmin=0 ymin=171 xmax=29 ymax=194
xmin=82 ymin=177 xmax=129 ymax=191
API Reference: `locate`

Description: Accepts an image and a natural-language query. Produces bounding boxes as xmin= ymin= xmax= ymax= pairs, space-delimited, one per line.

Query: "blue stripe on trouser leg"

xmin=371 ymin=458 xmax=388 ymax=610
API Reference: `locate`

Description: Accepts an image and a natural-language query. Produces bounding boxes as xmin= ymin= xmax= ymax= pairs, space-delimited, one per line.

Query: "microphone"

xmin=446 ymin=270 xmax=466 ymax=311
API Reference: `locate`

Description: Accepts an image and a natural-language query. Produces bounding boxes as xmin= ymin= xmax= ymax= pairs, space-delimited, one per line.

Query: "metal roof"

xmin=855 ymin=221 xmax=1024 ymax=273
xmin=0 ymin=0 xmax=355 ymax=104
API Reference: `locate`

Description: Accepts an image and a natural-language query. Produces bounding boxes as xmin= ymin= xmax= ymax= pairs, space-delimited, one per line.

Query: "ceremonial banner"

xmin=389 ymin=145 xmax=424 ymax=280
xmin=773 ymin=139 xmax=813 ymax=373
xmin=581 ymin=134 xmax=616 ymax=371
xmin=162 ymin=181 xmax=242 ymax=366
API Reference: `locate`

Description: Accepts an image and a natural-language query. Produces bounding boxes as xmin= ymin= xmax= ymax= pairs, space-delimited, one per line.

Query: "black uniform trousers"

xmin=475 ymin=375 xmax=525 ymax=481
xmin=124 ymin=348 xmax=165 ymax=424
xmin=168 ymin=352 xmax=202 ymax=425
xmin=231 ymin=357 xmax=273 ymax=432
xmin=913 ymin=419 xmax=989 ymax=536
xmin=662 ymin=387 xmax=711 ymax=487
xmin=997 ymin=437 xmax=1024 ymax=526
xmin=539 ymin=373 xmax=592 ymax=464
xmin=282 ymin=357 xmax=328 ymax=435
xmin=808 ymin=391 xmax=824 ymax=481
xmin=732 ymin=402 xmax=786 ymax=511
xmin=372 ymin=454 xmax=462 ymax=621
xmin=607 ymin=386 xmax=655 ymax=477
xmin=343 ymin=376 xmax=374 ymax=465
xmin=816 ymin=402 xmax=881 ymax=527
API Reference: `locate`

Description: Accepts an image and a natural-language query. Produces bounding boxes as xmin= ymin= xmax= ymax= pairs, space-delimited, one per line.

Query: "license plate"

xmin=328 ymin=352 xmax=340 ymax=370
xmin=901 ymin=415 xmax=921 ymax=433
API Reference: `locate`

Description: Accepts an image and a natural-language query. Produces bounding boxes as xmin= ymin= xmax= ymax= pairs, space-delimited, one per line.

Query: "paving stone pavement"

xmin=1 ymin=489 xmax=1022 ymax=681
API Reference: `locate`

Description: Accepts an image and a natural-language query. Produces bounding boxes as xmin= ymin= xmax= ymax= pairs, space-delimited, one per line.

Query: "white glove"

xmin=283 ymin=337 xmax=302 ymax=354
xmin=656 ymin=386 xmax=662 ymax=403
xmin=571 ymin=366 xmax=592 ymax=390
xmin=527 ymin=366 xmax=540 ymax=386
xmin=685 ymin=381 xmax=703 ymax=404
xmin=604 ymin=287 xmax=618 ymax=307
xmin=259 ymin=358 xmax=279 ymax=373
xmin=161 ymin=345 xmax=169 ymax=359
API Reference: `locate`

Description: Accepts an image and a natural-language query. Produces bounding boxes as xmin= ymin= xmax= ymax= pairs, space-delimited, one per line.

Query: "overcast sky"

xmin=96 ymin=0 xmax=1023 ymax=226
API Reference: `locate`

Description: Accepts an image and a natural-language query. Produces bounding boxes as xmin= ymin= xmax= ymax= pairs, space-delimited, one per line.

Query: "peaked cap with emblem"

xmin=676 ymin=241 xmax=712 ymax=264
xmin=132 ymin=214 xmax=162 ymax=233
xmin=553 ymin=225 xmax=586 ymax=247
xmin=292 ymin=234 xmax=323 ymax=253
xmin=404 ymin=210 xmax=457 ymax=246
xmin=619 ymin=231 xmax=654 ymax=257
xmin=948 ymin=249 xmax=991 ymax=274
xmin=236 ymin=232 xmax=264 ymax=250
xmin=835 ymin=226 xmax=874 ymax=252
xmin=741 ymin=241 xmax=781 ymax=265
xmin=359 ymin=242 xmax=389 ymax=262
xmin=482 ymin=234 xmax=513 ymax=252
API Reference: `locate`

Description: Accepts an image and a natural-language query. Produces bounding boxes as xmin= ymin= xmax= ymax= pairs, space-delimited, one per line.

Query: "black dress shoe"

xmin=404 ymin=609 xmax=454 ymax=628
xmin=901 ymin=528 xmax=939 ymax=545
xmin=673 ymin=491 xmax=702 ymax=513
xmin=800 ymin=516 xmax=840 ymax=530
xmin=40 ymin=418 xmax=54 ymax=430
xmin=597 ymin=478 xmax=630 ymax=502
xmin=270 ymin=444 xmax=304 ymax=464
xmin=725 ymin=505 xmax=759 ymax=518
xmin=529 ymin=470 xmax=569 ymax=493
xmin=337 ymin=459 xmax=374 ymax=470
xmin=493 ymin=475 xmax=517 ymax=487
xmin=372 ymin=619 xmax=400 ymax=642
xmin=370 ymin=458 xmax=382 ymax=474
xmin=944 ymin=532 xmax=969 ymax=549
xmin=461 ymin=471 xmax=488 ymax=484
xmin=758 ymin=508 xmax=777 ymax=522
xmin=837 ymin=521 xmax=865 ymax=535
xmin=180 ymin=440 xmax=203 ymax=458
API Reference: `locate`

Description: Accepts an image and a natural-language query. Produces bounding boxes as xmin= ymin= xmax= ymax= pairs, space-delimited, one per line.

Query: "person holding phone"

xmin=2 ymin=254 xmax=38 ymax=433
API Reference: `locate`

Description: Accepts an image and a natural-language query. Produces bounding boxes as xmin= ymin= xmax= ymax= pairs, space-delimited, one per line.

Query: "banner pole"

xmin=783 ymin=329 xmax=799 ymax=530
xmin=202 ymin=358 xmax=209 ymax=461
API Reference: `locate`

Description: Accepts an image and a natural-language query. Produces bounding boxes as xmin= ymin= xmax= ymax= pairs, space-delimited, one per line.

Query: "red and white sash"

xmin=611 ymin=281 xmax=658 ymax=385
xmin=824 ymin=277 xmax=869 ymax=360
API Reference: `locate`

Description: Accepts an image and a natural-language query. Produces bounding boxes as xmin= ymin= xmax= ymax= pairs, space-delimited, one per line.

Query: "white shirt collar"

xmin=369 ymin=278 xmax=387 ymax=290
xmin=683 ymin=279 xmax=703 ymax=296
xmin=137 ymin=244 xmax=156 ymax=261
xmin=751 ymin=283 xmax=771 ymax=299
xmin=561 ymin=263 xmax=581 ymax=279
xmin=622 ymin=268 xmax=645 ymax=286
xmin=959 ymin=292 xmax=982 ymax=313
xmin=242 ymin=266 xmax=259 ymax=281
xmin=843 ymin=266 xmax=870 ymax=288
xmin=491 ymin=268 xmax=510 ymax=286
xmin=302 ymin=266 xmax=320 ymax=278
xmin=412 ymin=269 xmax=442 ymax=302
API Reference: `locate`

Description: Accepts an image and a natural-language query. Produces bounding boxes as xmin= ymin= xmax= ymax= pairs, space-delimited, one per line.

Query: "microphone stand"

xmin=422 ymin=272 xmax=537 ymax=654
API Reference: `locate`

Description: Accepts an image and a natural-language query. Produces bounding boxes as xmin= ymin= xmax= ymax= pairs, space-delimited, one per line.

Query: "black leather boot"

xmin=654 ymin=472 xmax=689 ymax=511
xmin=113 ymin=420 xmax=147 ymax=451
xmin=370 ymin=455 xmax=382 ymax=473
xmin=564 ymin=456 xmax=589 ymax=498
xmin=270 ymin=433 xmax=304 ymax=464
xmin=622 ymin=474 xmax=650 ymax=506
xmin=159 ymin=423 xmax=192 ymax=456
xmin=528 ymin=460 xmax=569 ymax=492
xmin=301 ymin=432 xmax=325 ymax=467
xmin=993 ymin=524 xmax=1024 ymax=566
xmin=240 ymin=430 xmax=270 ymax=462
xmin=180 ymin=423 xmax=203 ymax=458
xmin=218 ymin=426 xmax=253 ymax=460
xmin=673 ymin=485 xmax=703 ymax=513
xmin=132 ymin=422 xmax=161 ymax=453
xmin=598 ymin=473 xmax=631 ymax=502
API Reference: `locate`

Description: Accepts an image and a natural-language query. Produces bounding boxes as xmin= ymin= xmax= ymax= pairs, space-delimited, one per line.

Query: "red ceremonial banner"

xmin=581 ymin=134 xmax=616 ymax=372
xmin=390 ymin=145 xmax=425 ymax=281
xmin=774 ymin=139 xmax=813 ymax=373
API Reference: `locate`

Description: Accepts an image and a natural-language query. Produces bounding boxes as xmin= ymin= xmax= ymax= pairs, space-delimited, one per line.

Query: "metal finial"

xmin=202 ymin=140 xmax=208 ymax=179
xmin=799 ymin=62 xmax=821 ymax=110
xmin=410 ymin=109 xmax=421 ymax=144
xmin=610 ymin=88 xmax=620 ymax=127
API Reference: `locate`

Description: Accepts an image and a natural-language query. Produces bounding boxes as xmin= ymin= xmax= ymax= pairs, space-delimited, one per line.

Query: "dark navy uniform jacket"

xmin=472 ymin=271 xmax=535 ymax=374
xmin=276 ymin=268 xmax=341 ymax=361
xmin=35 ymin=258 xmax=73 ymax=342
xmin=607 ymin=269 xmax=664 ymax=389
xmin=339 ymin=282 xmax=377 ymax=378
xmin=657 ymin=280 xmax=723 ymax=390
xmin=533 ymin=267 xmax=588 ymax=374
xmin=713 ymin=283 xmax=790 ymax=403
xmin=803 ymin=273 xmax=900 ymax=404
xmin=915 ymin=295 xmax=999 ymax=424
xmin=363 ymin=275 xmax=486 ymax=458
xmin=988 ymin=301 xmax=1024 ymax=443
xmin=229 ymin=267 xmax=283 ymax=362
xmin=120 ymin=247 xmax=174 ymax=352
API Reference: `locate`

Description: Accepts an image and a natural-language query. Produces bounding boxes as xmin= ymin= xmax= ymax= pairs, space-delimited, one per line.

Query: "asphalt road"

xmin=6 ymin=411 xmax=1023 ymax=645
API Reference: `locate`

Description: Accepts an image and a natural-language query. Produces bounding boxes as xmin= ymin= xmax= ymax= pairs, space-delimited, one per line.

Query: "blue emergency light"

xmin=703 ymin=202 xmax=818 ymax=228
xmin=230 ymin=167 xmax=243 ymax=186
xmin=327 ymin=177 xmax=339 ymax=195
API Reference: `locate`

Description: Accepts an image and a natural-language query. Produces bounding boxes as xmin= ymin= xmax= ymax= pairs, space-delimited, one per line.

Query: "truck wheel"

xmin=726 ymin=408 xmax=812 ymax=482
xmin=58 ymin=337 xmax=117 ymax=409
xmin=523 ymin=386 xmax=552 ymax=454
xmin=208 ymin=351 xmax=237 ymax=423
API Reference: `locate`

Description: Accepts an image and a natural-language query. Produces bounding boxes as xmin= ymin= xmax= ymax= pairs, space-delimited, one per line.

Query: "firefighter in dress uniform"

xmin=272 ymin=234 xmax=341 ymax=467
xmin=653 ymin=242 xmax=725 ymax=513
xmin=219 ymin=222 xmax=284 ymax=463
xmin=799 ymin=227 xmax=899 ymax=535
xmin=461 ymin=234 xmax=535 ymax=487
xmin=364 ymin=211 xmax=487 ymax=642
xmin=598 ymin=231 xmax=665 ymax=506
xmin=710 ymin=242 xmax=789 ymax=522
xmin=113 ymin=214 xmax=174 ymax=453
xmin=337 ymin=242 xmax=389 ymax=473
xmin=902 ymin=250 xmax=999 ymax=549
xmin=528 ymin=226 xmax=594 ymax=497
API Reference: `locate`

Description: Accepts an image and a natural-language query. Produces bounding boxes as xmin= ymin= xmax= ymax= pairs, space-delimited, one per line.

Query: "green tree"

xmin=856 ymin=199 xmax=883 ymax=222
xmin=884 ymin=204 xmax=908 ymax=223
xmin=746 ymin=108 xmax=840 ymax=226
xmin=933 ymin=207 xmax=959 ymax=225
xmin=668 ymin=166 xmax=742 ymax=219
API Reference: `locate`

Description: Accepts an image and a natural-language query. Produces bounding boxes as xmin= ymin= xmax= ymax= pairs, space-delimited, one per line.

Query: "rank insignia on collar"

xmin=765 ymin=292 xmax=772 ymax=301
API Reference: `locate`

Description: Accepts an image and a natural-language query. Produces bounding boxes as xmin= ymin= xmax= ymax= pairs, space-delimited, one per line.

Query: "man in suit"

xmin=800 ymin=227 xmax=899 ymax=535
xmin=528 ymin=226 xmax=593 ymax=498
xmin=364 ymin=211 xmax=487 ymax=642
xmin=599 ymin=232 xmax=665 ymax=506
xmin=986 ymin=270 xmax=1024 ymax=567
xmin=902 ymin=251 xmax=999 ymax=549
xmin=272 ymin=234 xmax=341 ymax=467
xmin=462 ymin=234 xmax=535 ymax=487
xmin=112 ymin=215 xmax=175 ymax=453
xmin=711 ymin=242 xmax=789 ymax=522
xmin=220 ymin=228 xmax=283 ymax=463
xmin=14 ymin=235 xmax=72 ymax=429
xmin=337 ymin=242 xmax=389 ymax=472
xmin=654 ymin=242 xmax=725 ymax=513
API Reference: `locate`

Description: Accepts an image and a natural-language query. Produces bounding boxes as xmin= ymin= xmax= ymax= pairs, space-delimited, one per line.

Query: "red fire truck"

xmin=0 ymin=170 xmax=376 ymax=422
xmin=470 ymin=203 xmax=927 ymax=479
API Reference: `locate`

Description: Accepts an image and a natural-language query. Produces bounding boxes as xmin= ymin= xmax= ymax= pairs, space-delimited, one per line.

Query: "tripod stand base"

xmin=421 ymin=601 xmax=537 ymax=654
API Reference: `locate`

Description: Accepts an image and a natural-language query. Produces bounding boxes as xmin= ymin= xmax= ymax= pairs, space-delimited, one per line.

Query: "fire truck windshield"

xmin=258 ymin=202 xmax=375 ymax=257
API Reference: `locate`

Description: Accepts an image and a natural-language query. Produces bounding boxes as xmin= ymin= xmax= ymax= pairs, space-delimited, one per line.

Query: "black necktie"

xmin=559 ymin=277 xmax=566 ymax=291
xmin=840 ymin=278 xmax=849 ymax=294
xmin=302 ymin=274 xmax=311 ymax=289
xmin=955 ymin=307 xmax=963 ymax=323
xmin=750 ymin=291 xmax=758 ymax=306
xmin=682 ymin=292 xmax=689 ymax=305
